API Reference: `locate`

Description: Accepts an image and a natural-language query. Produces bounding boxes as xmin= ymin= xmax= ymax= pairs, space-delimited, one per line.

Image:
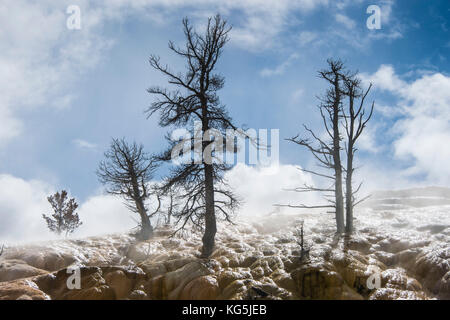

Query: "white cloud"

xmin=76 ymin=193 xmax=136 ymax=238
xmin=73 ymin=139 xmax=97 ymax=150
xmin=0 ymin=174 xmax=136 ymax=244
xmin=0 ymin=0 xmax=111 ymax=145
xmin=367 ymin=0 xmax=403 ymax=41
xmin=379 ymin=0 xmax=394 ymax=25
xmin=353 ymin=161 xmax=414 ymax=195
xmin=375 ymin=103 xmax=405 ymax=119
xmin=357 ymin=123 xmax=382 ymax=154
xmin=260 ymin=53 xmax=299 ymax=77
xmin=225 ymin=0 xmax=329 ymax=50
xmin=362 ymin=65 xmax=450 ymax=185
xmin=0 ymin=164 xmax=323 ymax=243
xmin=368 ymin=27 xmax=403 ymax=41
xmin=335 ymin=13 xmax=356 ymax=29
xmin=333 ymin=0 xmax=364 ymax=10
xmin=118 ymin=0 xmax=328 ymax=51
xmin=361 ymin=65 xmax=406 ymax=91
xmin=298 ymin=31 xmax=318 ymax=46
xmin=308 ymin=0 xmax=402 ymax=51
xmin=0 ymin=108 xmax=22 ymax=146
xmin=291 ymin=88 xmax=304 ymax=103
xmin=0 ymin=174 xmax=55 ymax=244
xmin=226 ymin=163 xmax=321 ymax=217
xmin=0 ymin=0 xmax=330 ymax=146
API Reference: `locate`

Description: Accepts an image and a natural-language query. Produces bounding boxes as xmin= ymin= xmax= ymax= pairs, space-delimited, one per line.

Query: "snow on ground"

xmin=0 ymin=197 xmax=449 ymax=300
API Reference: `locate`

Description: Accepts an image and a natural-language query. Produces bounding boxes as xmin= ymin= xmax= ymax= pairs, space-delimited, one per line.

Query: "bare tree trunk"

xmin=345 ymin=173 xmax=353 ymax=233
xmin=135 ymin=197 xmax=153 ymax=240
xmin=334 ymin=154 xmax=345 ymax=233
xmin=167 ymin=195 xmax=173 ymax=224
xmin=332 ymin=79 xmax=345 ymax=234
xmin=345 ymin=153 xmax=354 ymax=233
xmin=132 ymin=174 xmax=153 ymax=240
xmin=201 ymin=102 xmax=217 ymax=258
xmin=345 ymin=112 xmax=355 ymax=233
xmin=202 ymin=163 xmax=217 ymax=258
xmin=58 ymin=208 xmax=63 ymax=235
xmin=342 ymin=81 xmax=374 ymax=234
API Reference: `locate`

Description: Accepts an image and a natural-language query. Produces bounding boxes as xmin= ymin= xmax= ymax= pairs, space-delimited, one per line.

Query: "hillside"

xmin=1 ymin=197 xmax=449 ymax=300
xmin=364 ymin=187 xmax=450 ymax=210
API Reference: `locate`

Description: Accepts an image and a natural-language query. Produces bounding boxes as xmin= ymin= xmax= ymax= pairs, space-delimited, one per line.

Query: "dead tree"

xmin=42 ymin=190 xmax=82 ymax=237
xmin=0 ymin=244 xmax=4 ymax=257
xmin=166 ymin=193 xmax=174 ymax=225
xmin=163 ymin=187 xmax=180 ymax=225
xmin=278 ymin=59 xmax=347 ymax=233
xmin=147 ymin=15 xmax=241 ymax=257
xmin=97 ymin=138 xmax=159 ymax=240
xmin=295 ymin=221 xmax=310 ymax=262
xmin=342 ymin=75 xmax=374 ymax=233
xmin=151 ymin=186 xmax=179 ymax=226
xmin=277 ymin=60 xmax=374 ymax=234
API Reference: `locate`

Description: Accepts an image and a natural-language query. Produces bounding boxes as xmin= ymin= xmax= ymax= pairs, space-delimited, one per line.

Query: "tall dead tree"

xmin=278 ymin=59 xmax=375 ymax=234
xmin=97 ymin=138 xmax=159 ymax=240
xmin=280 ymin=59 xmax=346 ymax=233
xmin=342 ymin=75 xmax=374 ymax=233
xmin=147 ymin=15 xmax=240 ymax=257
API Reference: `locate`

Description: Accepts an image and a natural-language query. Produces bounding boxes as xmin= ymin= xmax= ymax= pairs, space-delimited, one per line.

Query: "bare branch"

xmin=353 ymin=194 xmax=372 ymax=207
xmin=274 ymin=204 xmax=335 ymax=209
xmin=296 ymin=167 xmax=335 ymax=180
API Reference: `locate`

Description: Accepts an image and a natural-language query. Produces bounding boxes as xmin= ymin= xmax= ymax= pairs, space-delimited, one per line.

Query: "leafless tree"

xmin=147 ymin=15 xmax=241 ymax=257
xmin=162 ymin=186 xmax=180 ymax=225
xmin=342 ymin=74 xmax=374 ymax=233
xmin=277 ymin=59 xmax=347 ymax=233
xmin=0 ymin=244 xmax=4 ymax=257
xmin=97 ymin=138 xmax=159 ymax=240
xmin=277 ymin=59 xmax=374 ymax=234
xmin=151 ymin=186 xmax=180 ymax=226
xmin=42 ymin=190 xmax=82 ymax=237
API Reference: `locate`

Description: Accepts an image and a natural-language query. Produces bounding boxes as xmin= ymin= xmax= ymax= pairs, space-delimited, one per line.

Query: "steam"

xmin=1 ymin=162 xmax=449 ymax=245
xmin=0 ymin=164 xmax=318 ymax=244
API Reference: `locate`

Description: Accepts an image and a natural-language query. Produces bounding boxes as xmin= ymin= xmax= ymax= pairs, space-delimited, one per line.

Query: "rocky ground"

xmin=0 ymin=205 xmax=449 ymax=300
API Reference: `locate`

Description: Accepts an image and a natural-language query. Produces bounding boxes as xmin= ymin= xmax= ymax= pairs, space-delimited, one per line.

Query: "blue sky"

xmin=1 ymin=0 xmax=449 ymax=241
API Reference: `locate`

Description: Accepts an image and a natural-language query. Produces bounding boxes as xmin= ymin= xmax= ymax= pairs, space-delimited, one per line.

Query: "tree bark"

xmin=201 ymin=163 xmax=217 ymax=258
xmin=345 ymin=111 xmax=355 ymax=233
xmin=345 ymin=153 xmax=353 ymax=233
xmin=332 ymin=77 xmax=345 ymax=234
xmin=334 ymin=154 xmax=345 ymax=233
xmin=132 ymin=174 xmax=153 ymax=240
xmin=200 ymin=100 xmax=217 ymax=258
xmin=167 ymin=195 xmax=173 ymax=224
xmin=135 ymin=197 xmax=153 ymax=240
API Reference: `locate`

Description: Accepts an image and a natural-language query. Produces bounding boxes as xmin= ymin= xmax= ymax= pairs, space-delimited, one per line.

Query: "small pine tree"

xmin=42 ymin=190 xmax=82 ymax=237
xmin=295 ymin=221 xmax=310 ymax=263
